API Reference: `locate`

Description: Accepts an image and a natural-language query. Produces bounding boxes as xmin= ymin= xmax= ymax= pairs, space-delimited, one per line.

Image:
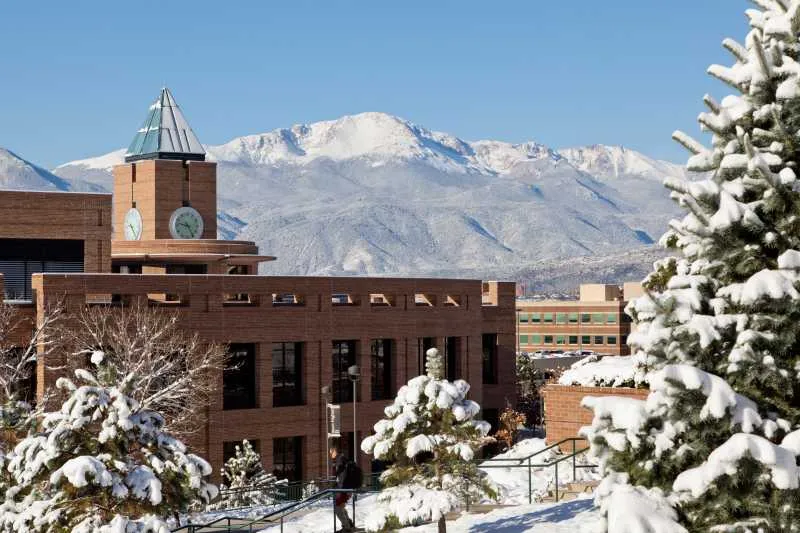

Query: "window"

xmin=568 ymin=335 xmax=578 ymax=345
xmin=581 ymin=313 xmax=591 ymax=324
xmin=224 ymin=439 xmax=260 ymax=465
xmin=166 ymin=264 xmax=207 ymax=274
xmin=112 ymin=263 xmax=142 ymax=274
xmin=332 ymin=340 xmax=357 ymax=403
xmin=531 ymin=334 xmax=542 ymax=344
xmin=543 ymin=313 xmax=554 ymax=324
xmin=224 ymin=343 xmax=257 ymax=410
xmin=581 ymin=335 xmax=591 ymax=345
xmin=568 ymin=313 xmax=578 ymax=324
xmin=482 ymin=408 xmax=500 ymax=434
xmin=530 ymin=313 xmax=541 ymax=323
xmin=556 ymin=335 xmax=566 ymax=345
xmin=273 ymin=437 xmax=303 ymax=481
xmin=418 ymin=337 xmax=436 ymax=374
xmin=482 ymin=334 xmax=498 ymax=384
xmin=371 ymin=339 xmax=393 ymax=401
xmin=607 ymin=336 xmax=618 ymax=345
xmin=607 ymin=313 xmax=617 ymax=324
xmin=621 ymin=335 xmax=628 ymax=346
xmin=544 ymin=335 xmax=554 ymax=344
xmin=0 ymin=239 xmax=84 ymax=301
xmin=556 ymin=313 xmax=567 ymax=324
xmin=519 ymin=313 xmax=529 ymax=323
xmin=594 ymin=336 xmax=604 ymax=345
xmin=272 ymin=342 xmax=303 ymax=407
xmin=445 ymin=336 xmax=460 ymax=381
xmin=11 ymin=349 xmax=36 ymax=404
xmin=592 ymin=313 xmax=605 ymax=324
xmin=519 ymin=335 xmax=529 ymax=344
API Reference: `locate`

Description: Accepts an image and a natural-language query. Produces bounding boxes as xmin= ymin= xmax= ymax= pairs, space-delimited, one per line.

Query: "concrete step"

xmin=444 ymin=504 xmax=516 ymax=521
xmin=566 ymin=480 xmax=599 ymax=493
xmin=539 ymin=480 xmax=599 ymax=504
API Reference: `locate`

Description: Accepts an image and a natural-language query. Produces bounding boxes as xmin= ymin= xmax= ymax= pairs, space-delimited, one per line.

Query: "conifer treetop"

xmin=584 ymin=1 xmax=800 ymax=530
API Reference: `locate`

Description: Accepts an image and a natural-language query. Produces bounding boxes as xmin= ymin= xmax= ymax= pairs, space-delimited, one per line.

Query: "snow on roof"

xmin=125 ymin=87 xmax=205 ymax=162
xmin=558 ymin=354 xmax=646 ymax=388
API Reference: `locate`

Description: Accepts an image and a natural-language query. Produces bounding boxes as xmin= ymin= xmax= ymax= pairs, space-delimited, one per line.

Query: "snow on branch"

xmin=673 ymin=433 xmax=800 ymax=497
xmin=648 ymin=365 xmax=762 ymax=433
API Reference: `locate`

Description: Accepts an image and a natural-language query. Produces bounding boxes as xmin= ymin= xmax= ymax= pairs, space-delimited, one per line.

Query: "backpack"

xmin=342 ymin=460 xmax=363 ymax=489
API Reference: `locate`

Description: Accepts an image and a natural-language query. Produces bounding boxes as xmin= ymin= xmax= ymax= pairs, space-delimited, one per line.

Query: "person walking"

xmin=330 ymin=445 xmax=357 ymax=532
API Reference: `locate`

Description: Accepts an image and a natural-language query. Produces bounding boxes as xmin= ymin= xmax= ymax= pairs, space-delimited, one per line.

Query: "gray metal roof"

xmin=124 ymin=87 xmax=206 ymax=162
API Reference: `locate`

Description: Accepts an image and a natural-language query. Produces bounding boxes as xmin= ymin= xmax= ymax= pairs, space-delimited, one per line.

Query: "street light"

xmin=348 ymin=365 xmax=360 ymax=463
xmin=321 ymin=385 xmax=332 ymax=480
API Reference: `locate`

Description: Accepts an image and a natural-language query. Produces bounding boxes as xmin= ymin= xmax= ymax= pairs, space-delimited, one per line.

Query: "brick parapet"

xmin=541 ymin=384 xmax=648 ymax=447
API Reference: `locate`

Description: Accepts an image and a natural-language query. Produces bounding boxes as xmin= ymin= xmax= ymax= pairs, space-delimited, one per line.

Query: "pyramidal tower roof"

xmin=124 ymin=87 xmax=206 ymax=163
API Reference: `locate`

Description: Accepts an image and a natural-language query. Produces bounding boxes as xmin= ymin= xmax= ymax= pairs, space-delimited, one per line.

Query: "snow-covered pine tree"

xmin=583 ymin=2 xmax=800 ymax=531
xmin=360 ymin=348 xmax=496 ymax=533
xmin=0 ymin=351 xmax=217 ymax=532
xmin=209 ymin=440 xmax=281 ymax=510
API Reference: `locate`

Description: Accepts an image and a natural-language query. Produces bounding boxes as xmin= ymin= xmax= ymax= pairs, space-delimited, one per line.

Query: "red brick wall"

xmin=32 ymin=274 xmax=516 ymax=479
xmin=541 ymin=384 xmax=648 ymax=446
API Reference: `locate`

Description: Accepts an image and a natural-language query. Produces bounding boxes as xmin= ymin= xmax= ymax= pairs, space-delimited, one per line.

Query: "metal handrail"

xmin=478 ymin=437 xmax=596 ymax=503
xmin=480 ymin=436 xmax=588 ymax=466
xmin=173 ymin=486 xmax=377 ymax=533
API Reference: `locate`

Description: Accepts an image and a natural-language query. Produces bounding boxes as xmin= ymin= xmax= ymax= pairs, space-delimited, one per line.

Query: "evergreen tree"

xmin=584 ymin=2 xmax=800 ymax=531
xmin=0 ymin=351 xmax=217 ymax=532
xmin=209 ymin=440 xmax=281 ymax=510
xmin=360 ymin=348 xmax=496 ymax=533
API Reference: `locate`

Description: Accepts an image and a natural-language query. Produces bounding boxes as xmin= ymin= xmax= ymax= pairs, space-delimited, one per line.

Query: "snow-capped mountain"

xmin=558 ymin=144 xmax=686 ymax=181
xmin=47 ymin=112 xmax=690 ymax=281
xmin=0 ymin=148 xmax=73 ymax=191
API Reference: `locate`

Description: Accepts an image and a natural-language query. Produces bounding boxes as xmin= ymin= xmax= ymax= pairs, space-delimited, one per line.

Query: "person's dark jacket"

xmin=333 ymin=454 xmax=349 ymax=489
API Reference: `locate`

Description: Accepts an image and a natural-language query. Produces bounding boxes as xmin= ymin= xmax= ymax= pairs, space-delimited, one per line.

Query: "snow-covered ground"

xmin=249 ymin=438 xmax=602 ymax=532
xmin=255 ymin=494 xmax=600 ymax=533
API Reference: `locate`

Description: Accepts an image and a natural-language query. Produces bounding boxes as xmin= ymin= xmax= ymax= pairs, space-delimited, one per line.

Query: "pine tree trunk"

xmin=438 ymin=515 xmax=446 ymax=533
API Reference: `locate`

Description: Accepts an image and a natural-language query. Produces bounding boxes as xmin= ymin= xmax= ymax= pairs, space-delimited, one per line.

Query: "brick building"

xmin=516 ymin=283 xmax=643 ymax=356
xmin=0 ymin=88 xmax=516 ymax=481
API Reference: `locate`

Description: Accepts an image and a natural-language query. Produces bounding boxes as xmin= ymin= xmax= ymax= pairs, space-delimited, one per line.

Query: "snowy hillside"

xmin=0 ymin=147 xmax=106 ymax=193
xmin=0 ymin=148 xmax=72 ymax=191
xmin=48 ymin=112 xmax=688 ymax=279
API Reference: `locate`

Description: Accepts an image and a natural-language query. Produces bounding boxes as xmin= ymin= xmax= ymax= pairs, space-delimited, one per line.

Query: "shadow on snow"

xmin=467 ymin=499 xmax=594 ymax=533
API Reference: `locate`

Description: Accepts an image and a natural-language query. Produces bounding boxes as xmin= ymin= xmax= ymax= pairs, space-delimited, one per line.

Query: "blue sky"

xmin=0 ymin=1 xmax=750 ymax=168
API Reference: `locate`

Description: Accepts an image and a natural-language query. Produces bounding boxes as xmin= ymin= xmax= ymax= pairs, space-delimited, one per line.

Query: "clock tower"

xmin=112 ymin=87 xmax=216 ymax=241
xmin=110 ymin=88 xmax=273 ymax=276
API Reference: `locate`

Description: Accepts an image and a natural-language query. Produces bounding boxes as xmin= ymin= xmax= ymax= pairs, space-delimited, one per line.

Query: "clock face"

xmin=123 ymin=208 xmax=143 ymax=241
xmin=169 ymin=207 xmax=204 ymax=239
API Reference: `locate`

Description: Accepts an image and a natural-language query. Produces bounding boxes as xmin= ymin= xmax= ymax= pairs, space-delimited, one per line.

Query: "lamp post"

xmin=321 ymin=385 xmax=332 ymax=481
xmin=348 ymin=365 xmax=361 ymax=464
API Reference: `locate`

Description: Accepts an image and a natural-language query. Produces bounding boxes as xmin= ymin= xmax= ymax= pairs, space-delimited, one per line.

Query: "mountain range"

xmin=1 ymin=112 xmax=689 ymax=289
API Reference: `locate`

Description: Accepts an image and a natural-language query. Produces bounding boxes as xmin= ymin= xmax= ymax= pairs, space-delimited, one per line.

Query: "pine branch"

xmin=723 ymin=38 xmax=749 ymax=62
xmin=673 ymin=130 xmax=707 ymax=155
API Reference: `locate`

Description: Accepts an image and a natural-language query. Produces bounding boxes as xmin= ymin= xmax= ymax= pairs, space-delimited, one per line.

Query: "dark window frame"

xmin=333 ymin=340 xmax=357 ymax=403
xmin=272 ymin=342 xmax=303 ymax=407
xmin=371 ymin=339 xmax=393 ymax=401
xmin=223 ymin=343 xmax=258 ymax=410
xmin=482 ymin=333 xmax=498 ymax=385
xmin=273 ymin=436 xmax=303 ymax=482
xmin=445 ymin=336 xmax=459 ymax=381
